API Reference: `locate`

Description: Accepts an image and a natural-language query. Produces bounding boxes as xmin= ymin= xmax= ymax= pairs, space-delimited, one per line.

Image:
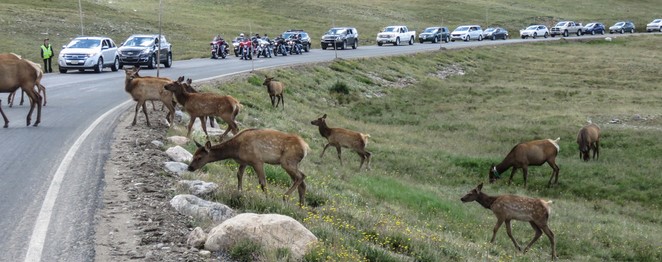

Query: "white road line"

xmin=24 ymin=99 xmax=132 ymax=262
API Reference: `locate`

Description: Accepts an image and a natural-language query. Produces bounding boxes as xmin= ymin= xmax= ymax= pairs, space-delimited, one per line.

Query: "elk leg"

xmin=296 ymin=173 xmax=307 ymax=207
xmin=508 ymin=168 xmax=518 ymax=185
xmin=490 ymin=219 xmax=504 ymax=243
xmin=505 ymin=220 xmax=522 ymax=251
xmin=524 ymin=221 xmax=543 ymax=253
xmin=270 ymin=95 xmax=276 ymax=107
xmin=282 ymin=162 xmax=305 ymax=205
xmin=8 ymin=92 xmax=15 ymax=107
xmin=141 ymin=102 xmax=151 ymax=127
xmin=38 ymin=83 xmax=47 ymax=106
xmin=199 ymin=116 xmax=209 ymax=138
xmin=540 ymin=224 xmax=557 ymax=259
xmin=320 ymin=143 xmax=331 ymax=159
xmin=186 ymin=117 xmax=195 ymax=137
xmin=0 ymin=101 xmax=8 ymax=128
xmin=335 ymin=146 xmax=343 ymax=165
xmin=522 ymin=167 xmax=529 ymax=187
xmin=19 ymin=90 xmax=24 ymax=106
xmin=279 ymin=95 xmax=284 ymax=109
xmin=547 ymin=160 xmax=560 ymax=187
xmin=252 ymin=163 xmax=268 ymax=193
xmin=365 ymin=151 xmax=372 ymax=170
xmin=357 ymin=152 xmax=366 ymax=170
xmin=236 ymin=165 xmax=247 ymax=191
xmin=164 ymin=101 xmax=175 ymax=127
xmin=132 ymin=102 xmax=141 ymax=126
xmin=594 ymin=141 xmax=600 ymax=160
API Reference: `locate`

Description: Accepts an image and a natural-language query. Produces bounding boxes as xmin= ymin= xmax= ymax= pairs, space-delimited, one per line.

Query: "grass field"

xmin=3 ymin=1 xmax=661 ymax=261
xmin=168 ymin=35 xmax=662 ymax=261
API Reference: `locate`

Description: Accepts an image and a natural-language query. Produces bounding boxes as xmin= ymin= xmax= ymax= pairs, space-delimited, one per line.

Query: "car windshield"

xmin=327 ymin=28 xmax=346 ymax=35
xmin=423 ymin=28 xmax=438 ymax=33
xmin=484 ymin=28 xmax=495 ymax=32
xmin=653 ymin=19 xmax=662 ymax=23
xmin=454 ymin=26 xmax=469 ymax=32
xmin=282 ymin=32 xmax=298 ymax=38
xmin=615 ymin=22 xmax=625 ymax=26
xmin=525 ymin=25 xmax=538 ymax=30
xmin=67 ymin=39 xmax=101 ymax=49
xmin=585 ymin=23 xmax=595 ymax=27
xmin=383 ymin=27 xmax=398 ymax=32
xmin=123 ymin=37 xmax=154 ymax=47
xmin=555 ymin=22 xmax=567 ymax=27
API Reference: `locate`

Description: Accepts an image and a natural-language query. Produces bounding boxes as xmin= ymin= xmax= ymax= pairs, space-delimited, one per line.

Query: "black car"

xmin=482 ymin=27 xmax=509 ymax=40
xmin=418 ymin=27 xmax=450 ymax=43
xmin=321 ymin=27 xmax=359 ymax=50
xmin=609 ymin=21 xmax=635 ymax=34
xmin=583 ymin=22 xmax=606 ymax=35
xmin=282 ymin=30 xmax=311 ymax=52
xmin=118 ymin=34 xmax=172 ymax=69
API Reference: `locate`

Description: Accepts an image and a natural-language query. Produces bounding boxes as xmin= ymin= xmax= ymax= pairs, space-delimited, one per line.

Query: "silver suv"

xmin=118 ymin=34 xmax=172 ymax=69
xmin=321 ymin=27 xmax=359 ymax=50
xmin=450 ymin=25 xmax=484 ymax=42
xmin=58 ymin=36 xmax=119 ymax=73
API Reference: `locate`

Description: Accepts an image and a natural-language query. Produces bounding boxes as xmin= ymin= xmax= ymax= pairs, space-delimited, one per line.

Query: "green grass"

xmin=168 ymin=36 xmax=662 ymax=261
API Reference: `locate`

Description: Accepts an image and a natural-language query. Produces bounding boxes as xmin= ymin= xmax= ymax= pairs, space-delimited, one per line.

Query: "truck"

xmin=550 ymin=21 xmax=584 ymax=37
xmin=376 ymin=25 xmax=416 ymax=46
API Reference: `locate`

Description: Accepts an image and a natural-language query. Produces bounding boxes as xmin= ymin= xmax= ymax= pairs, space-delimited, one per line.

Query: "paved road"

xmin=0 ymin=33 xmax=634 ymax=261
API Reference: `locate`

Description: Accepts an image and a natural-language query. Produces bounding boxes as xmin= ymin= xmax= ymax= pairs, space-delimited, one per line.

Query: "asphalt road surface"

xmin=0 ymin=34 xmax=635 ymax=261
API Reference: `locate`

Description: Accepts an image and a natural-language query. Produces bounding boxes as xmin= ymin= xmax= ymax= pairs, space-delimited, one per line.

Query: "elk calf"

xmin=163 ymin=80 xmax=240 ymax=139
xmin=188 ymin=129 xmax=309 ymax=206
xmin=311 ymin=114 xmax=371 ymax=170
xmin=262 ymin=77 xmax=285 ymax=109
xmin=489 ymin=138 xmax=560 ymax=187
xmin=461 ymin=183 xmax=557 ymax=259
xmin=123 ymin=66 xmax=175 ymax=126
xmin=576 ymin=123 xmax=600 ymax=161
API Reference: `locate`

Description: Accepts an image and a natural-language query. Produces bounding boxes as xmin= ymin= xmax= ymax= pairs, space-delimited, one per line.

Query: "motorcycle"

xmin=273 ymin=37 xmax=288 ymax=56
xmin=287 ymin=37 xmax=303 ymax=55
xmin=210 ymin=36 xmax=228 ymax=59
xmin=232 ymin=37 xmax=242 ymax=57
xmin=239 ymin=37 xmax=253 ymax=60
xmin=256 ymin=38 xmax=273 ymax=58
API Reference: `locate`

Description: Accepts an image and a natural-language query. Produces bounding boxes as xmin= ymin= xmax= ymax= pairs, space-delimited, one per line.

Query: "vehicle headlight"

xmin=141 ymin=49 xmax=151 ymax=55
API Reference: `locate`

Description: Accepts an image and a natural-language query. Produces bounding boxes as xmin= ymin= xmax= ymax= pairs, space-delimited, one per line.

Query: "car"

xmin=609 ymin=21 xmax=635 ymax=34
xmin=450 ymin=25 xmax=483 ymax=42
xmin=118 ymin=34 xmax=172 ymax=69
xmin=519 ymin=25 xmax=549 ymax=39
xmin=376 ymin=25 xmax=416 ymax=46
xmin=646 ymin=18 xmax=662 ymax=32
xmin=583 ymin=22 xmax=606 ymax=35
xmin=282 ymin=30 xmax=311 ymax=52
xmin=57 ymin=36 xmax=119 ymax=73
xmin=418 ymin=27 xmax=450 ymax=43
xmin=482 ymin=27 xmax=508 ymax=40
xmin=321 ymin=27 xmax=359 ymax=50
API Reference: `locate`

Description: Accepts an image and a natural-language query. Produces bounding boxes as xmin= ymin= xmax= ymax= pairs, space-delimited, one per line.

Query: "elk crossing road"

xmin=0 ymin=33 xmax=643 ymax=261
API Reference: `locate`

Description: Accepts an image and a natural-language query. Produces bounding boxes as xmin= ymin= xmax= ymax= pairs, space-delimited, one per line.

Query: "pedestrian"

xmin=40 ymin=38 xmax=54 ymax=73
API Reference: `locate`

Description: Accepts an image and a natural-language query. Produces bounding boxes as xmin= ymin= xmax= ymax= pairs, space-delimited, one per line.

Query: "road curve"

xmin=0 ymin=33 xmax=641 ymax=261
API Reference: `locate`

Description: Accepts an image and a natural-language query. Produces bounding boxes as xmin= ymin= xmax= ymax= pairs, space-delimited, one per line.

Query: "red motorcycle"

xmin=210 ymin=36 xmax=228 ymax=59
xmin=239 ymin=37 xmax=253 ymax=60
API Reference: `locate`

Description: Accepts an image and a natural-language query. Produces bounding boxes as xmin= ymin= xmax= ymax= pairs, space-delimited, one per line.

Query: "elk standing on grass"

xmin=262 ymin=76 xmax=285 ymax=109
xmin=461 ymin=183 xmax=557 ymax=259
xmin=489 ymin=138 xmax=560 ymax=187
xmin=0 ymin=54 xmax=43 ymax=127
xmin=311 ymin=114 xmax=371 ymax=170
xmin=188 ymin=129 xmax=310 ymax=206
xmin=124 ymin=66 xmax=175 ymax=126
xmin=180 ymin=77 xmax=216 ymax=128
xmin=163 ymin=79 xmax=240 ymax=139
xmin=576 ymin=123 xmax=600 ymax=161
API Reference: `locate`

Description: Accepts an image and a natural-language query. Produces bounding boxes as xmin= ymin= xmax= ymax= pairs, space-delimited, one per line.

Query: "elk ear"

xmin=477 ymin=183 xmax=483 ymax=192
xmin=204 ymin=141 xmax=212 ymax=152
xmin=322 ymin=114 xmax=327 ymax=119
xmin=186 ymin=78 xmax=192 ymax=85
xmin=177 ymin=76 xmax=184 ymax=82
xmin=194 ymin=140 xmax=203 ymax=148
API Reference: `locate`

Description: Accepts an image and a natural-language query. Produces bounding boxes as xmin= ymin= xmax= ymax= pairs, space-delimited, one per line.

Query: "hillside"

xmin=1 ymin=0 xmax=659 ymax=62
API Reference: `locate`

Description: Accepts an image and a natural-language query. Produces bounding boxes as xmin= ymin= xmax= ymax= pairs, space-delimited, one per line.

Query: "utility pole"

xmin=157 ymin=0 xmax=162 ymax=77
xmin=78 ymin=0 xmax=84 ymax=35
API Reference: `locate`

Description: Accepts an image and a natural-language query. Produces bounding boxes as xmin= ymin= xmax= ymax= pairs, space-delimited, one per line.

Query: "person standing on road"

xmin=40 ymin=38 xmax=54 ymax=73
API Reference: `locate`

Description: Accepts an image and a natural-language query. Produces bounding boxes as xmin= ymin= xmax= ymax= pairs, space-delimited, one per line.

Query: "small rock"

xmin=165 ymin=146 xmax=193 ymax=163
xmin=199 ymin=250 xmax=211 ymax=257
xmin=167 ymin=136 xmax=190 ymax=146
xmin=187 ymin=227 xmax=207 ymax=249
xmin=170 ymin=195 xmax=235 ymax=224
xmin=151 ymin=140 xmax=164 ymax=148
xmin=164 ymin=162 xmax=189 ymax=175
xmin=610 ymin=118 xmax=620 ymax=124
xmin=632 ymin=114 xmax=643 ymax=121
xmin=177 ymin=180 xmax=219 ymax=196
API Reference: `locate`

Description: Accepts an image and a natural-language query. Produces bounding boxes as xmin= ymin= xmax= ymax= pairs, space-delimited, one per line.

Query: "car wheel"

xmin=352 ymin=39 xmax=358 ymax=49
xmin=464 ymin=36 xmax=470 ymax=42
xmin=444 ymin=36 xmax=449 ymax=43
xmin=478 ymin=35 xmax=483 ymax=41
xmin=341 ymin=40 xmax=347 ymax=50
xmin=544 ymin=32 xmax=549 ymax=38
xmin=409 ymin=37 xmax=414 ymax=45
xmin=601 ymin=30 xmax=605 ymax=35
xmin=321 ymin=44 xmax=327 ymax=50
xmin=118 ymin=62 xmax=124 ymax=69
xmin=94 ymin=57 xmax=103 ymax=73
xmin=563 ymin=30 xmax=569 ymax=37
xmin=419 ymin=39 xmax=424 ymax=44
xmin=164 ymin=53 xmax=172 ymax=68
xmin=59 ymin=68 xmax=67 ymax=74
xmin=620 ymin=29 xmax=624 ymax=34
xmin=577 ymin=30 xmax=582 ymax=36
xmin=432 ymin=37 xmax=438 ymax=43
xmin=631 ymin=28 xmax=635 ymax=33
xmin=147 ymin=55 xmax=156 ymax=69
xmin=521 ymin=35 xmax=526 ymax=39
xmin=533 ymin=33 xmax=537 ymax=39
xmin=394 ymin=37 xmax=400 ymax=46
xmin=110 ymin=57 xmax=119 ymax=72
xmin=378 ymin=42 xmax=383 ymax=46
xmin=492 ymin=35 xmax=496 ymax=40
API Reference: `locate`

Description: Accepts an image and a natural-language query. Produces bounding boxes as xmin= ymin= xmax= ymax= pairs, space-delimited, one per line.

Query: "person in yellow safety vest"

xmin=40 ymin=38 xmax=54 ymax=73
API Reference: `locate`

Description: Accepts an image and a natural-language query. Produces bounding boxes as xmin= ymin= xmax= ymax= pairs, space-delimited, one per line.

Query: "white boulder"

xmin=165 ymin=146 xmax=192 ymax=163
xmin=170 ymin=195 xmax=235 ymax=224
xmin=164 ymin=162 xmax=188 ymax=175
xmin=177 ymin=180 xmax=218 ymax=196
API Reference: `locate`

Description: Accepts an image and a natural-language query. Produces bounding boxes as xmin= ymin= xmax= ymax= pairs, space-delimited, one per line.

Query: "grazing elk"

xmin=576 ymin=123 xmax=600 ymax=161
xmin=163 ymin=80 xmax=240 ymax=139
xmin=188 ymin=129 xmax=310 ymax=206
xmin=489 ymin=138 xmax=560 ymax=187
xmin=262 ymin=77 xmax=285 ymax=109
xmin=311 ymin=114 xmax=372 ymax=170
xmin=123 ymin=66 xmax=175 ymax=127
xmin=2 ymin=53 xmax=47 ymax=107
xmin=0 ymin=54 xmax=43 ymax=127
xmin=461 ymin=183 xmax=557 ymax=260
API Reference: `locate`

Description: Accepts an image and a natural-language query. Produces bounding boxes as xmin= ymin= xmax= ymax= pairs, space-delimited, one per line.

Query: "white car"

xmin=58 ymin=36 xmax=120 ymax=73
xmin=450 ymin=25 xmax=483 ymax=42
xmin=646 ymin=18 xmax=662 ymax=32
xmin=519 ymin=25 xmax=550 ymax=39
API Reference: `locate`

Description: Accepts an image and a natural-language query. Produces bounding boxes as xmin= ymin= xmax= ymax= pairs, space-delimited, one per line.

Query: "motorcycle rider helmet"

xmin=240 ymin=33 xmax=245 ymax=38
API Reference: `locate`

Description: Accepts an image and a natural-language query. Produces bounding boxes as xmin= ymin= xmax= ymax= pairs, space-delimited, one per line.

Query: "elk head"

xmin=488 ymin=165 xmax=500 ymax=183
xmin=460 ymin=183 xmax=483 ymax=202
xmin=310 ymin=113 xmax=327 ymax=126
xmin=188 ymin=140 xmax=212 ymax=171
xmin=262 ymin=76 xmax=274 ymax=86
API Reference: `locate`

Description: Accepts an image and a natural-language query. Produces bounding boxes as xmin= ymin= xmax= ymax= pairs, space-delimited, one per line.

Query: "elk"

xmin=262 ymin=76 xmax=285 ymax=109
xmin=123 ymin=66 xmax=175 ymax=127
xmin=0 ymin=54 xmax=43 ymax=127
xmin=1 ymin=53 xmax=47 ymax=107
xmin=310 ymin=114 xmax=371 ymax=170
xmin=576 ymin=123 xmax=600 ymax=161
xmin=461 ymin=183 xmax=557 ymax=259
xmin=489 ymin=138 xmax=560 ymax=187
xmin=188 ymin=129 xmax=310 ymax=206
xmin=180 ymin=77 xmax=215 ymax=128
xmin=163 ymin=80 xmax=240 ymax=139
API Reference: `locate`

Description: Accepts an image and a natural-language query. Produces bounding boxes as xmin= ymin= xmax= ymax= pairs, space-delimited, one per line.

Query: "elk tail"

xmin=548 ymin=137 xmax=561 ymax=153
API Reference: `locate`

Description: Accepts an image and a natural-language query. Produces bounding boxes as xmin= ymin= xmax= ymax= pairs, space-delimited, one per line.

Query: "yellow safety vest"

xmin=41 ymin=44 xmax=53 ymax=59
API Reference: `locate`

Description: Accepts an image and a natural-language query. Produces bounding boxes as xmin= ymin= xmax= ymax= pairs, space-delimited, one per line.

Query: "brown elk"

xmin=461 ymin=183 xmax=557 ymax=259
xmin=576 ymin=123 xmax=600 ymax=161
xmin=163 ymin=80 xmax=240 ymax=139
xmin=123 ymin=66 xmax=175 ymax=126
xmin=1 ymin=53 xmax=47 ymax=107
xmin=489 ymin=138 xmax=560 ymax=187
xmin=310 ymin=114 xmax=371 ymax=170
xmin=180 ymin=77 xmax=215 ymax=128
xmin=188 ymin=129 xmax=310 ymax=206
xmin=262 ymin=77 xmax=285 ymax=109
xmin=0 ymin=54 xmax=43 ymax=127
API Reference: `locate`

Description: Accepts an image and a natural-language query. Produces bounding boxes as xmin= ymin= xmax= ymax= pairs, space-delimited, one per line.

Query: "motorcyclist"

xmin=274 ymin=34 xmax=287 ymax=55
xmin=291 ymin=34 xmax=303 ymax=54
